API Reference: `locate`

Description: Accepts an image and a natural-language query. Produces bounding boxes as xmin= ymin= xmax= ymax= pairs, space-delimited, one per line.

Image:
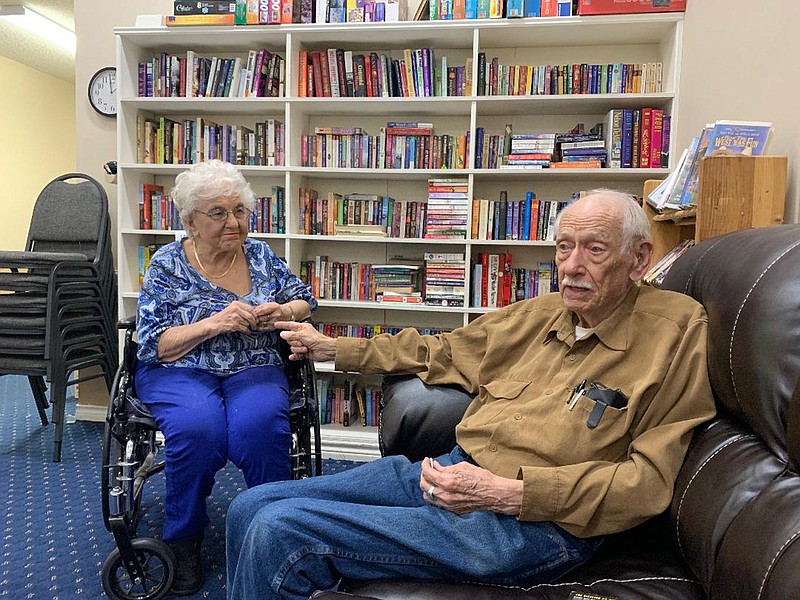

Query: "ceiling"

xmin=0 ymin=0 xmax=74 ymax=82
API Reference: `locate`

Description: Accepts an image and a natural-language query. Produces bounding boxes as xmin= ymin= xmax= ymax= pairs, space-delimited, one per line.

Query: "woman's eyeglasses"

xmin=194 ymin=206 xmax=253 ymax=222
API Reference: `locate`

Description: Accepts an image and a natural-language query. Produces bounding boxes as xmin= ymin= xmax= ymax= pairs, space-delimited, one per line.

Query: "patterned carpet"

xmin=0 ymin=375 xmax=360 ymax=599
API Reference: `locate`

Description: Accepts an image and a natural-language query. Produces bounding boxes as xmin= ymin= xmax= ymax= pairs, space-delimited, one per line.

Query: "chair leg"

xmin=28 ymin=376 xmax=50 ymax=426
xmin=49 ymin=375 xmax=67 ymax=462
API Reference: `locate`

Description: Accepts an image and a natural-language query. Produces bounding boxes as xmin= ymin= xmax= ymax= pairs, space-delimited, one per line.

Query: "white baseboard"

xmin=315 ymin=426 xmax=381 ymax=462
xmin=73 ymin=403 xmax=106 ymax=423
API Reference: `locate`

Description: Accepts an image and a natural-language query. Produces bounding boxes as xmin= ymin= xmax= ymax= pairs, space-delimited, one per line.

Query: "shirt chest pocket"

xmin=556 ymin=393 xmax=631 ymax=464
xmin=477 ymin=380 xmax=531 ymax=421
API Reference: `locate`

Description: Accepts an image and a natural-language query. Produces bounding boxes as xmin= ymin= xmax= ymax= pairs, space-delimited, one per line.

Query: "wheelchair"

xmin=100 ymin=316 xmax=322 ymax=600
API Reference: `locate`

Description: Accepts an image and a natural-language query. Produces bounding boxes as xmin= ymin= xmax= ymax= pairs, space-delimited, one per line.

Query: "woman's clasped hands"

xmin=211 ymin=300 xmax=291 ymax=334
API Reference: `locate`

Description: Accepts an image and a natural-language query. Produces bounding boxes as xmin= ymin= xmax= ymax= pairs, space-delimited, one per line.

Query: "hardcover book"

xmin=577 ymin=0 xmax=686 ymax=14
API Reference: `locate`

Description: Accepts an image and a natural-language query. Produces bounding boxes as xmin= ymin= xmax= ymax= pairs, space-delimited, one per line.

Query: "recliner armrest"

xmin=379 ymin=374 xmax=474 ymax=462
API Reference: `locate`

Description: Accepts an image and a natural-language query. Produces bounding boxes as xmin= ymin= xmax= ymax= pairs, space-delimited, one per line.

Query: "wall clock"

xmin=88 ymin=66 xmax=117 ymax=117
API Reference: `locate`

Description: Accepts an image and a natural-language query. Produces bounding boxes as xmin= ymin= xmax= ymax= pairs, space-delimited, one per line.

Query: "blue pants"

xmin=226 ymin=446 xmax=601 ymax=600
xmin=135 ymin=364 xmax=291 ymax=543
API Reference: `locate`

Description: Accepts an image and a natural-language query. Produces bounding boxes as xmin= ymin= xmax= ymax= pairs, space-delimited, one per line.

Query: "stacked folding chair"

xmin=0 ymin=173 xmax=117 ymax=461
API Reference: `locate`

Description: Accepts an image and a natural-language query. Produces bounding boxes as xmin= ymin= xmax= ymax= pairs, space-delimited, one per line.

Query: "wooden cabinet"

xmin=645 ymin=155 xmax=787 ymax=264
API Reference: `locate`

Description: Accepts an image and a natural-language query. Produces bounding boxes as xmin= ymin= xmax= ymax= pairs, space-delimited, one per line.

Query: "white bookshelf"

xmin=116 ymin=14 xmax=683 ymax=460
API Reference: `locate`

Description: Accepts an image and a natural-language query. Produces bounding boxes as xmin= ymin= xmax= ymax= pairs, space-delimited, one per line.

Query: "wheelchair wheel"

xmin=101 ymin=538 xmax=175 ymax=600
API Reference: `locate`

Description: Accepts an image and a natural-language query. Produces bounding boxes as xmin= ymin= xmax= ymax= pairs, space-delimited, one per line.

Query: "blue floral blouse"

xmin=136 ymin=238 xmax=317 ymax=373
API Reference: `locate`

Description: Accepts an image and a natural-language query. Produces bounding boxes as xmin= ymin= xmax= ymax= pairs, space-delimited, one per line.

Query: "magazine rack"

xmin=644 ymin=155 xmax=787 ymax=263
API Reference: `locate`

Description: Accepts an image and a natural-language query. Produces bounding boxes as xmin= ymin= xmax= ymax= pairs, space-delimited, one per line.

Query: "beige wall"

xmin=679 ymin=1 xmax=800 ymax=222
xmin=76 ymin=0 xmax=174 ymax=244
xmin=0 ymin=56 xmax=75 ymax=250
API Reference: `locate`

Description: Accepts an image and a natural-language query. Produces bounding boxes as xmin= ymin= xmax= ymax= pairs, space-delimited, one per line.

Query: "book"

xmin=662 ymin=131 xmax=703 ymax=208
xmin=166 ymin=14 xmax=236 ymax=25
xmin=645 ymin=150 xmax=686 ymax=211
xmin=642 ymin=238 xmax=694 ymax=288
xmin=604 ymin=108 xmax=623 ymax=168
xmin=620 ymin=108 xmax=634 ymax=168
xmin=334 ymin=224 xmax=387 ymax=236
xmin=675 ymin=125 xmax=714 ymax=207
xmin=173 ymin=1 xmax=237 ymax=14
xmin=704 ymin=120 xmax=773 ymax=157
xmin=577 ymin=0 xmax=685 ymax=14
xmin=567 ymin=592 xmax=619 ymax=600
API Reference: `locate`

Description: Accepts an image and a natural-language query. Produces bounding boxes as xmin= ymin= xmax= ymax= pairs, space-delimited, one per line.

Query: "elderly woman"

xmin=135 ymin=159 xmax=316 ymax=596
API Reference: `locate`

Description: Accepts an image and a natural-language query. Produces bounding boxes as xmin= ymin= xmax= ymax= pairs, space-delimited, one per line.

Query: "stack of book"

xmin=424 ymin=178 xmax=469 ymax=239
xmin=423 ymin=252 xmax=466 ymax=307
xmin=372 ymin=264 xmax=422 ymax=303
xmin=502 ymin=133 xmax=556 ymax=169
xmin=553 ymin=131 xmax=606 ymax=168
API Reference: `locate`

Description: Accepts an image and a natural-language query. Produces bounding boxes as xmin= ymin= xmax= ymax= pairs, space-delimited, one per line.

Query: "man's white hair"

xmin=553 ymin=189 xmax=651 ymax=254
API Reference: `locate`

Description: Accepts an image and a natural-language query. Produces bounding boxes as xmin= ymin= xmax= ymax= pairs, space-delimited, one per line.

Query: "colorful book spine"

xmin=621 ymin=108 xmax=633 ymax=168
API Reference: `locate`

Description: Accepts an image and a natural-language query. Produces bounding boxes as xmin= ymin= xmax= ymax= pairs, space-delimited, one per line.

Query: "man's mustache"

xmin=561 ymin=278 xmax=593 ymax=290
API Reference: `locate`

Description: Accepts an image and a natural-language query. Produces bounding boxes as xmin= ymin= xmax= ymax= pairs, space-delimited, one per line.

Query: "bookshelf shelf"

xmin=317 ymin=299 xmax=463 ymax=312
xmin=290 ymin=96 xmax=475 ymax=116
xmin=117 ymin=13 xmax=683 ymax=459
xmin=473 ymin=93 xmax=675 ymax=116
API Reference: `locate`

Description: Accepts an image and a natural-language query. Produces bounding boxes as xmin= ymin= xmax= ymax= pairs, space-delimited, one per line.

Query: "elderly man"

xmin=226 ymin=189 xmax=715 ymax=600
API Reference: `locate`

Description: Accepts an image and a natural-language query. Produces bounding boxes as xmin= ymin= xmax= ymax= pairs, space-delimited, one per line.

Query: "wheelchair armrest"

xmin=379 ymin=374 xmax=474 ymax=462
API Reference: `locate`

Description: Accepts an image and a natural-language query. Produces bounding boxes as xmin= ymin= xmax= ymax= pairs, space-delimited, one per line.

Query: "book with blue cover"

xmin=704 ymin=120 xmax=773 ymax=157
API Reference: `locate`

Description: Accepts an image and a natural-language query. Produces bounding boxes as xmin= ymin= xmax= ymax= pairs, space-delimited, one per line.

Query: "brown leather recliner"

xmin=314 ymin=224 xmax=800 ymax=600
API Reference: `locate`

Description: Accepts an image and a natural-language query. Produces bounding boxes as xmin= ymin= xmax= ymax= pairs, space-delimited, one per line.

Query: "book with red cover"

xmin=318 ymin=49 xmax=332 ymax=97
xmin=577 ymin=0 xmax=686 ymax=14
xmin=639 ymin=107 xmax=652 ymax=168
xmin=650 ymin=109 xmax=664 ymax=168
xmin=540 ymin=0 xmax=558 ymax=16
xmin=311 ymin=51 xmax=324 ymax=98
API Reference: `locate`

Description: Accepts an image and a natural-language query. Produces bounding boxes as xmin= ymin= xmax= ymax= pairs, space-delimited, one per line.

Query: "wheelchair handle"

xmin=117 ymin=315 xmax=136 ymax=330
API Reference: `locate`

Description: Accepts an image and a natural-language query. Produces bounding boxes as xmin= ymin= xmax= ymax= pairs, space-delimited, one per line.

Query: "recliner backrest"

xmin=661 ymin=224 xmax=800 ymax=598
xmin=662 ymin=224 xmax=800 ymax=463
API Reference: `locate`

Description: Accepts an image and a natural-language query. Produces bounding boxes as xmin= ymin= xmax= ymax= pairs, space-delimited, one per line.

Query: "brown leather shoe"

xmin=167 ymin=536 xmax=204 ymax=596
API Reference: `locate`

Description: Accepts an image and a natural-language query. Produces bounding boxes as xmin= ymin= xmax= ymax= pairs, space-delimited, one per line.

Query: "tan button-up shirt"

xmin=336 ymin=285 xmax=715 ymax=538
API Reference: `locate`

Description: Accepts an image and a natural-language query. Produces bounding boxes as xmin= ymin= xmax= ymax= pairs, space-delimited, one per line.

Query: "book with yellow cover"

xmin=166 ymin=14 xmax=236 ymax=26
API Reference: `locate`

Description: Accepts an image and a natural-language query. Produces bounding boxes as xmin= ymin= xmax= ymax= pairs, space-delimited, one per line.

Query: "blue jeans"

xmin=135 ymin=363 xmax=291 ymax=543
xmin=226 ymin=446 xmax=601 ymax=600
